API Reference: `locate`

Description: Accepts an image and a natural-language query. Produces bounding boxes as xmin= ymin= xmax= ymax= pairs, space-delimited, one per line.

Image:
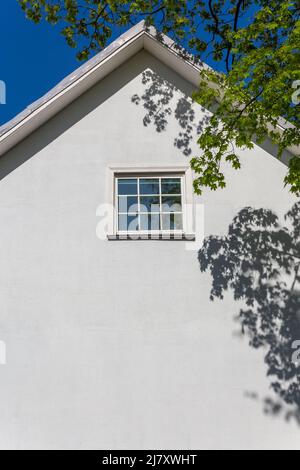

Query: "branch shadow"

xmin=131 ymin=56 xmax=293 ymax=168
xmin=198 ymin=201 xmax=300 ymax=423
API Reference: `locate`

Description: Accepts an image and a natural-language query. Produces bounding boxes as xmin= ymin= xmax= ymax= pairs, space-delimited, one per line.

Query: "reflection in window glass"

xmin=140 ymin=196 xmax=160 ymax=212
xmin=118 ymin=196 xmax=138 ymax=213
xmin=161 ymin=196 xmax=182 ymax=212
xmin=162 ymin=213 xmax=183 ymax=231
xmin=118 ymin=214 xmax=139 ymax=231
xmin=140 ymin=213 xmax=160 ymax=231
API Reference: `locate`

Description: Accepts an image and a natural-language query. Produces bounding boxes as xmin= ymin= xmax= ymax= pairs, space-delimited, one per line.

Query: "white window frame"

xmin=106 ymin=166 xmax=195 ymax=239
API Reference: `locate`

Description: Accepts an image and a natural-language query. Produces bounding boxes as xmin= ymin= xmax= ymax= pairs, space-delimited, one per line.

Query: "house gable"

xmin=0 ymin=21 xmax=206 ymax=157
xmin=0 ymin=25 xmax=298 ymax=451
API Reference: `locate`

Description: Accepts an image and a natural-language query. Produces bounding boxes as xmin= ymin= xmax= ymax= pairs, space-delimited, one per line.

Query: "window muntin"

xmin=116 ymin=176 xmax=184 ymax=233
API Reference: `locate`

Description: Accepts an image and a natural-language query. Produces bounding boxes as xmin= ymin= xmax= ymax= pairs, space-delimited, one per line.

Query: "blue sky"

xmin=0 ymin=1 xmax=92 ymax=126
xmin=0 ymin=1 xmax=257 ymax=127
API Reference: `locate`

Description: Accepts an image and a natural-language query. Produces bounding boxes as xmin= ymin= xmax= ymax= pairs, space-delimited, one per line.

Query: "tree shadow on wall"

xmin=131 ymin=69 xmax=210 ymax=157
xmin=198 ymin=201 xmax=300 ymax=425
xmin=244 ymin=391 xmax=300 ymax=425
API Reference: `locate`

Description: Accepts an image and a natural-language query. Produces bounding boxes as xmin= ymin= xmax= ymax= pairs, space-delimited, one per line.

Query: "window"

xmin=116 ymin=176 xmax=184 ymax=233
xmin=105 ymin=166 xmax=195 ymax=241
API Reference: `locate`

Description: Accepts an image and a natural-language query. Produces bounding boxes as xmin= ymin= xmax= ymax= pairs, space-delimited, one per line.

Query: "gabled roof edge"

xmin=0 ymin=21 xmax=149 ymax=155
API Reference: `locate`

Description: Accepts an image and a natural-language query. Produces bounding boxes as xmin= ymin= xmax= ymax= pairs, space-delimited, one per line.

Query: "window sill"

xmin=107 ymin=233 xmax=196 ymax=241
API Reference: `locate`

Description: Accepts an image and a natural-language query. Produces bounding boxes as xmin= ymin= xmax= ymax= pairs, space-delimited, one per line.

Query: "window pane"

xmin=118 ymin=214 xmax=139 ymax=231
xmin=161 ymin=178 xmax=181 ymax=194
xmin=139 ymin=178 xmax=159 ymax=195
xmin=140 ymin=213 xmax=160 ymax=231
xmin=162 ymin=213 xmax=183 ymax=231
xmin=162 ymin=196 xmax=182 ymax=212
xmin=140 ymin=196 xmax=160 ymax=212
xmin=118 ymin=179 xmax=138 ymax=195
xmin=118 ymin=196 xmax=138 ymax=214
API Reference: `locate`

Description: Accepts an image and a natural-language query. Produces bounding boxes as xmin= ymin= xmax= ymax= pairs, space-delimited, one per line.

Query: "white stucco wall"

xmin=0 ymin=50 xmax=298 ymax=450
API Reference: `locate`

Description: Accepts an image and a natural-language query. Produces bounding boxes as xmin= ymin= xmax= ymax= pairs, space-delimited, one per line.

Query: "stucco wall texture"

xmin=0 ymin=50 xmax=298 ymax=450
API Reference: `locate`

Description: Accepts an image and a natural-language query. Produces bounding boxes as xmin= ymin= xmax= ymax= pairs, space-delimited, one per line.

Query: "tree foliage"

xmin=18 ymin=0 xmax=300 ymax=194
xmin=192 ymin=1 xmax=300 ymax=195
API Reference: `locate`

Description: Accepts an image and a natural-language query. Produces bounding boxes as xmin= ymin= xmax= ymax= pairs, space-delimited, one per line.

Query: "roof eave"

xmin=0 ymin=24 xmax=147 ymax=156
